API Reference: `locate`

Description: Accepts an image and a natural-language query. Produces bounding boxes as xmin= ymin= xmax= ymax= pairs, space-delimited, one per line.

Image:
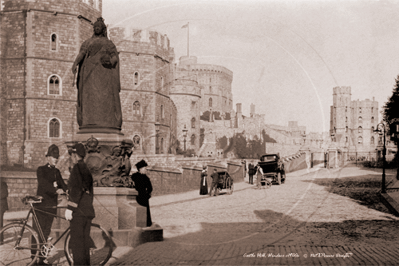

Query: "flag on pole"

xmin=182 ymin=23 xmax=189 ymax=29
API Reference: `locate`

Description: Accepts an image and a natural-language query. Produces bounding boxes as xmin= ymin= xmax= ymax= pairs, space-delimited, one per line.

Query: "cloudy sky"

xmin=102 ymin=0 xmax=399 ymax=133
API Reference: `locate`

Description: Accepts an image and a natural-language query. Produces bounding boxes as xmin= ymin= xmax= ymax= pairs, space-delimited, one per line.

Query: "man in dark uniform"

xmin=65 ymin=143 xmax=95 ymax=266
xmin=32 ymin=144 xmax=67 ymax=265
xmin=131 ymin=160 xmax=153 ymax=227
xmin=209 ymin=169 xmax=219 ymax=196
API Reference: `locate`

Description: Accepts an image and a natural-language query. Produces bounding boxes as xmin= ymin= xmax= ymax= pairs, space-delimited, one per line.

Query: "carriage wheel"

xmin=277 ymin=172 xmax=282 ymax=185
xmin=281 ymin=173 xmax=286 ymax=184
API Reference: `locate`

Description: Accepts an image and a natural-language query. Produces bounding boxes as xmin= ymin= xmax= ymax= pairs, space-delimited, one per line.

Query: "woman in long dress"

xmin=200 ymin=166 xmax=208 ymax=195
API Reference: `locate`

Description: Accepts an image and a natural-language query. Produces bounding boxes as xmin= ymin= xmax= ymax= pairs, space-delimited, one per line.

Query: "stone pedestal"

xmin=53 ymin=187 xmax=163 ymax=248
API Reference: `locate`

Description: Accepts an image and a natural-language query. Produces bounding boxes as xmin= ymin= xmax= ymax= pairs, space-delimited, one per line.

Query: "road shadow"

xmin=113 ymin=209 xmax=399 ymax=265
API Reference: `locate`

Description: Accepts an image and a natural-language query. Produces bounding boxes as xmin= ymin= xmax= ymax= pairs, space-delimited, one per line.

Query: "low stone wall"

xmin=281 ymin=152 xmax=307 ymax=173
xmin=1 ymin=171 xmax=69 ymax=211
xmin=265 ymin=142 xmax=302 ymax=157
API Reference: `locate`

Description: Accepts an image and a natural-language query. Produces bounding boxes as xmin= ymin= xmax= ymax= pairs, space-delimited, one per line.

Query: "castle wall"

xmin=1 ymin=0 xmax=101 ymax=168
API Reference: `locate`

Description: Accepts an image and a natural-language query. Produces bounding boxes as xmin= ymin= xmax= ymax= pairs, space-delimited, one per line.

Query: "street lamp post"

xmin=182 ymin=124 xmax=188 ymax=151
xmin=155 ymin=121 xmax=160 ymax=154
xmin=375 ymin=122 xmax=387 ymax=193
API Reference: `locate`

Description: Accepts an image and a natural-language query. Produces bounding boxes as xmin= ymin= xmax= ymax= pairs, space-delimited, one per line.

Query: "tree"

xmin=383 ymin=75 xmax=399 ymax=168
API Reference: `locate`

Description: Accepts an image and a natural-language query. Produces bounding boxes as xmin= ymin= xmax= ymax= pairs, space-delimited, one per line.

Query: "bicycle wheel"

xmin=0 ymin=222 xmax=39 ymax=266
xmin=64 ymin=223 xmax=113 ymax=266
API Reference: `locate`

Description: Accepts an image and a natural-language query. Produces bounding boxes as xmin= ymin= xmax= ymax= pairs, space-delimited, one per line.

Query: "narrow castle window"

xmin=371 ymin=126 xmax=374 ymax=133
xmin=48 ymin=75 xmax=61 ymax=95
xmin=345 ymin=126 xmax=348 ymax=133
xmin=160 ymin=76 xmax=164 ymax=89
xmin=51 ymin=34 xmax=57 ymax=51
xmin=191 ymin=117 xmax=196 ymax=128
xmin=161 ymin=105 xmax=164 ymax=119
xmin=133 ymin=101 xmax=140 ymax=115
xmin=371 ymin=107 xmax=374 ymax=113
xmin=209 ymin=97 xmax=213 ymax=107
xmin=346 ymin=137 xmax=348 ymax=143
xmin=358 ymin=126 xmax=362 ymax=133
xmin=160 ymin=138 xmax=164 ymax=154
xmin=49 ymin=118 xmax=60 ymax=138
xmin=358 ymin=136 xmax=363 ymax=144
xmin=191 ymin=134 xmax=196 ymax=145
xmin=93 ymin=0 xmax=99 ymax=9
xmin=345 ymin=117 xmax=348 ymax=123
xmin=134 ymin=72 xmax=139 ymax=86
xmin=371 ymin=136 xmax=374 ymax=144
xmin=358 ymin=116 xmax=362 ymax=123
xmin=359 ymin=107 xmax=362 ymax=113
xmin=371 ymin=117 xmax=374 ymax=124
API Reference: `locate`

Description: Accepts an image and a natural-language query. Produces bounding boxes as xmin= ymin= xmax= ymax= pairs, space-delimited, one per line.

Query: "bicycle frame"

xmin=15 ymin=202 xmax=70 ymax=257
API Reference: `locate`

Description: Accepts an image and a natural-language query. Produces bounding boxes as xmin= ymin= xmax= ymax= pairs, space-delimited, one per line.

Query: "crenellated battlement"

xmin=1 ymin=0 xmax=101 ymax=14
xmin=109 ymin=27 xmax=174 ymax=60
xmin=333 ymin=86 xmax=351 ymax=95
xmin=191 ymin=64 xmax=233 ymax=80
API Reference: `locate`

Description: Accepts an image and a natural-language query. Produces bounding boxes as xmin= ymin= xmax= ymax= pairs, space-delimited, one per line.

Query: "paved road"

xmin=112 ymin=166 xmax=399 ymax=265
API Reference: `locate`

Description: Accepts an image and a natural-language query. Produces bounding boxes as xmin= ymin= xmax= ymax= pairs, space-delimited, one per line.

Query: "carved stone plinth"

xmin=66 ymin=133 xmax=133 ymax=187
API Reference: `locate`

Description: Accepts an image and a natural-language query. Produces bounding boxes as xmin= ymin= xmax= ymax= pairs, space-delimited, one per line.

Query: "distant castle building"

xmin=330 ymin=86 xmax=379 ymax=152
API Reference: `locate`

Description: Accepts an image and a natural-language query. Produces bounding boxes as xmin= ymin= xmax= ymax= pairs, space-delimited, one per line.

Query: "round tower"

xmin=176 ymin=56 xmax=234 ymax=121
xmin=1 ymin=0 xmax=101 ymax=168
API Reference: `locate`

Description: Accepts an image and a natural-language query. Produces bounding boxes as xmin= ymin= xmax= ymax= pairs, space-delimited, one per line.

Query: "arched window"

xmin=371 ymin=136 xmax=374 ymax=144
xmin=358 ymin=136 xmax=363 ymax=144
xmin=191 ymin=134 xmax=196 ymax=145
xmin=49 ymin=118 xmax=60 ymax=138
xmin=345 ymin=106 xmax=347 ymax=112
xmin=346 ymin=137 xmax=348 ymax=143
xmin=359 ymin=107 xmax=362 ymax=113
xmin=160 ymin=138 xmax=164 ymax=154
xmin=160 ymin=76 xmax=164 ymax=89
xmin=134 ymin=72 xmax=140 ymax=86
xmin=345 ymin=126 xmax=348 ymax=132
xmin=371 ymin=126 xmax=374 ymax=133
xmin=371 ymin=117 xmax=374 ymax=124
xmin=358 ymin=116 xmax=362 ymax=123
xmin=345 ymin=117 xmax=348 ymax=123
xmin=50 ymin=33 xmax=57 ymax=51
xmin=48 ymin=75 xmax=61 ymax=95
xmin=210 ymin=86 xmax=212 ymax=93
xmin=371 ymin=107 xmax=374 ymax=113
xmin=133 ymin=135 xmax=141 ymax=150
xmin=191 ymin=117 xmax=195 ymax=128
xmin=358 ymin=126 xmax=362 ymax=133
xmin=161 ymin=105 xmax=164 ymax=119
xmin=209 ymin=97 xmax=213 ymax=107
xmin=133 ymin=101 xmax=140 ymax=115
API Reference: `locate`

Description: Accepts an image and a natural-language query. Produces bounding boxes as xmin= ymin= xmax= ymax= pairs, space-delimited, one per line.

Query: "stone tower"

xmin=330 ymin=86 xmax=352 ymax=146
xmin=330 ymin=86 xmax=379 ymax=153
xmin=169 ymin=57 xmax=202 ymax=153
xmin=108 ymin=27 xmax=177 ymax=155
xmin=0 ymin=0 xmax=101 ymax=168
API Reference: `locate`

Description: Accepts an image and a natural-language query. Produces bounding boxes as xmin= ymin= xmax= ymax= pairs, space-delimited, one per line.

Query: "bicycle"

xmin=0 ymin=195 xmax=113 ymax=266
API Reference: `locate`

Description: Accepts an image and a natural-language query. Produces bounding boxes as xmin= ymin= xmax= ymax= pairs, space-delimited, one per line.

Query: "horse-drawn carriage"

xmin=210 ymin=171 xmax=234 ymax=196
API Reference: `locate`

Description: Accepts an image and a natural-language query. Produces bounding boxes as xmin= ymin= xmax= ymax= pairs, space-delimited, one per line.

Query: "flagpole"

xmin=187 ymin=22 xmax=189 ymax=57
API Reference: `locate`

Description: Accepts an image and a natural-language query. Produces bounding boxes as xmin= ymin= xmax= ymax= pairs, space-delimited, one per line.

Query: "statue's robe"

xmin=76 ymin=35 xmax=122 ymax=130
